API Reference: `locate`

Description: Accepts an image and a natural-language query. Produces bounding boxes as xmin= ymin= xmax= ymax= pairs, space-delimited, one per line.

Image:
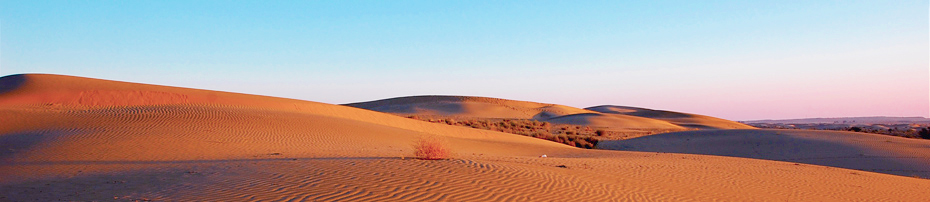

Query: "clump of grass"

xmin=414 ymin=136 xmax=450 ymax=160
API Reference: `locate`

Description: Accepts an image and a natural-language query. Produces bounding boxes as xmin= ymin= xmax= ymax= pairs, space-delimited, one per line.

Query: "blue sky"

xmin=1 ymin=0 xmax=927 ymax=120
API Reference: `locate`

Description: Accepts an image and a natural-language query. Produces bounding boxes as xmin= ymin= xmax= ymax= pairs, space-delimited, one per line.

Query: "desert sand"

xmin=599 ymin=129 xmax=930 ymax=178
xmin=2 ymin=74 xmax=929 ymax=201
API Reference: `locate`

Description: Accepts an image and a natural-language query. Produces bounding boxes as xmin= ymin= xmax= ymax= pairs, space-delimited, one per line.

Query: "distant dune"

xmin=346 ymin=95 xmax=752 ymax=131
xmin=587 ymin=105 xmax=755 ymax=129
xmin=542 ymin=112 xmax=684 ymax=130
xmin=1 ymin=74 xmax=928 ymax=201
xmin=599 ymin=129 xmax=930 ymax=178
xmin=344 ymin=95 xmax=592 ymax=119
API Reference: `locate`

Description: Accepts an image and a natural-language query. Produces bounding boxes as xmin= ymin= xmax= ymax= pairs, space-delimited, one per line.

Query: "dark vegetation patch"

xmin=406 ymin=116 xmax=600 ymax=149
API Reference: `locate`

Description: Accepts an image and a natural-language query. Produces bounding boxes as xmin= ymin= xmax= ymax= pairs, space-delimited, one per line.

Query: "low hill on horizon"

xmin=744 ymin=116 xmax=930 ymax=124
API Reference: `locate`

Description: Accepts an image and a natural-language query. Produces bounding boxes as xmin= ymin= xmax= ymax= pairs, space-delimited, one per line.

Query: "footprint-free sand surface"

xmin=2 ymin=74 xmax=929 ymax=201
xmin=599 ymin=129 xmax=930 ymax=178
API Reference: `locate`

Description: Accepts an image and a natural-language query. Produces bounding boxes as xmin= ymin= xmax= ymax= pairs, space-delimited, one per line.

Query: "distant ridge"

xmin=599 ymin=129 xmax=930 ymax=178
xmin=744 ymin=116 xmax=930 ymax=124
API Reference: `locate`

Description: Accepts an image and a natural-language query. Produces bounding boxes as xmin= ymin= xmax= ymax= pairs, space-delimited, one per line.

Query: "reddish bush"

xmin=414 ymin=136 xmax=450 ymax=160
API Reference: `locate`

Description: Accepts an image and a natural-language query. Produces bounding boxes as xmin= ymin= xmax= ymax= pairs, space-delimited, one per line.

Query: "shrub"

xmin=920 ymin=128 xmax=930 ymax=139
xmin=849 ymin=127 xmax=862 ymax=132
xmin=414 ymin=136 xmax=450 ymax=160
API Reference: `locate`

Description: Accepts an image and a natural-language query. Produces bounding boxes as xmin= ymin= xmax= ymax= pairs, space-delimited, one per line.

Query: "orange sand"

xmin=1 ymin=74 xmax=928 ymax=201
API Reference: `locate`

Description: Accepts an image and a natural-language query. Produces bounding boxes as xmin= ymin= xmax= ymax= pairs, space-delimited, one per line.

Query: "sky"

xmin=1 ymin=0 xmax=927 ymax=120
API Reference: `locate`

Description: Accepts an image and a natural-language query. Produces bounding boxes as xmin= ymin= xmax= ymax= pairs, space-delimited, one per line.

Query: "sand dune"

xmin=599 ymin=129 xmax=930 ymax=178
xmin=586 ymin=105 xmax=754 ymax=129
xmin=544 ymin=113 xmax=684 ymax=130
xmin=345 ymin=95 xmax=735 ymax=131
xmin=2 ymin=74 xmax=929 ymax=201
xmin=0 ymin=74 xmax=572 ymax=162
xmin=344 ymin=95 xmax=593 ymax=120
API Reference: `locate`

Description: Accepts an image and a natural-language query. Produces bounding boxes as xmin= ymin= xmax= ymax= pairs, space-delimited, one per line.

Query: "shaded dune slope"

xmin=2 ymin=74 xmax=929 ymax=201
xmin=599 ymin=129 xmax=930 ymax=178
xmin=344 ymin=95 xmax=592 ymax=120
xmin=586 ymin=105 xmax=754 ymax=129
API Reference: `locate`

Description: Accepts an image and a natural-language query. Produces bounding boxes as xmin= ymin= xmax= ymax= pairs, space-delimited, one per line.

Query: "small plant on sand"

xmin=414 ymin=136 xmax=450 ymax=160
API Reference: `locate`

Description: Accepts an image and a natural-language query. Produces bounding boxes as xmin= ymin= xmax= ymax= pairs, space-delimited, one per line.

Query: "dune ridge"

xmin=2 ymin=74 xmax=929 ymax=201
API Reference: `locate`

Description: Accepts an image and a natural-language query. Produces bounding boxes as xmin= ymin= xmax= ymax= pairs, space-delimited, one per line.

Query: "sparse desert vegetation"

xmin=413 ymin=136 xmax=450 ymax=160
xmin=745 ymin=117 xmax=930 ymax=140
xmin=402 ymin=115 xmax=694 ymax=149
xmin=843 ymin=126 xmax=930 ymax=139
xmin=406 ymin=116 xmax=603 ymax=149
xmin=749 ymin=123 xmax=930 ymax=140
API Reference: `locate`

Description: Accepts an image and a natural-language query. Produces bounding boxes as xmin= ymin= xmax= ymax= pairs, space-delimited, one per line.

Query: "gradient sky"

xmin=1 ymin=0 xmax=927 ymax=120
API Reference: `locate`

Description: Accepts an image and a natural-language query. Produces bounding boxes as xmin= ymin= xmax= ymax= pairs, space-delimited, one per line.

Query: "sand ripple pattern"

xmin=0 ymin=104 xmax=416 ymax=162
xmin=144 ymin=158 xmax=665 ymax=202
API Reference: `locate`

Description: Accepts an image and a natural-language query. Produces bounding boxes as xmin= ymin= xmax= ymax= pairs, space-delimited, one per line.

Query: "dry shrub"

xmin=403 ymin=116 xmax=600 ymax=149
xmin=414 ymin=136 xmax=450 ymax=160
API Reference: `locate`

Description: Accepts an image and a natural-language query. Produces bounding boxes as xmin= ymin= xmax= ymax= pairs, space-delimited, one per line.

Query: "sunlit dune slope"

xmin=586 ymin=105 xmax=754 ymax=129
xmin=0 ymin=74 xmax=574 ymax=163
xmin=2 ymin=74 xmax=929 ymax=201
xmin=599 ymin=129 xmax=930 ymax=178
